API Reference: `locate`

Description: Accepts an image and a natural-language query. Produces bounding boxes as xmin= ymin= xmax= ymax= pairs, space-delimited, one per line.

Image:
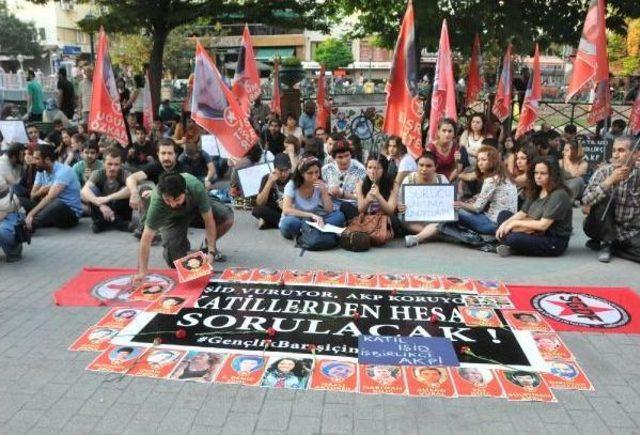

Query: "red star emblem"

xmin=547 ymin=297 xmax=614 ymax=317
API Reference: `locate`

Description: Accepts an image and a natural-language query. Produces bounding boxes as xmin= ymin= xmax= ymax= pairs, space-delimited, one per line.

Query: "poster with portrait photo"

xmin=532 ymin=332 xmax=574 ymax=361
xmin=405 ymin=366 xmax=457 ymax=398
xmin=216 ymin=354 xmax=266 ymax=386
xmin=146 ymin=295 xmax=191 ymax=315
xmin=377 ymin=273 xmax=410 ymax=289
xmin=459 ymin=307 xmax=503 ymax=328
xmin=462 ymin=295 xmax=513 ymax=309
xmin=69 ymin=326 xmax=121 ymax=352
xmin=281 ymin=270 xmax=315 ymax=285
xmin=174 ymin=251 xmax=212 ymax=283
xmin=314 ymin=270 xmax=347 ymax=287
xmin=346 ymin=272 xmax=379 ymax=289
xmin=441 ymin=276 xmax=476 ymax=293
xmin=309 ymin=360 xmax=358 ymax=393
xmin=497 ymin=370 xmax=557 ymax=402
xmin=128 ymin=348 xmax=186 ymax=379
xmin=249 ymin=268 xmax=283 ymax=284
xmin=169 ymin=351 xmax=226 ymax=383
xmin=503 ymin=310 xmax=553 ymax=332
xmin=451 ymin=367 xmax=504 ymax=398
xmin=474 ymin=280 xmax=510 ymax=296
xmin=260 ymin=356 xmax=313 ymax=390
xmin=359 ymin=364 xmax=406 ymax=395
xmin=95 ymin=308 xmax=142 ymax=329
xmin=86 ymin=345 xmax=145 ymax=373
xmin=128 ymin=281 xmax=168 ymax=302
xmin=408 ymin=274 xmax=442 ymax=291
xmin=219 ymin=267 xmax=254 ymax=282
xmin=542 ymin=360 xmax=594 ymax=391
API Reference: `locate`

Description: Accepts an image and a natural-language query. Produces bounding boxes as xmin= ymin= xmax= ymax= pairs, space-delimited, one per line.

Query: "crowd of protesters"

xmin=0 ymin=67 xmax=638 ymax=267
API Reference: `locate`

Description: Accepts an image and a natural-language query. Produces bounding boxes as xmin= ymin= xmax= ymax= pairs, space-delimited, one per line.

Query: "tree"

xmin=0 ymin=5 xmax=40 ymax=57
xmin=609 ymin=19 xmax=640 ymax=76
xmin=111 ymin=33 xmax=151 ymax=74
xmin=314 ymin=38 xmax=354 ymax=71
xmin=163 ymin=22 xmax=226 ymax=79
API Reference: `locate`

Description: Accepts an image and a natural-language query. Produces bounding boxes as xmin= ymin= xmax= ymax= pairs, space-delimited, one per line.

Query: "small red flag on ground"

xmin=232 ymin=24 xmax=262 ymax=115
xmin=515 ymin=44 xmax=542 ymax=139
xmin=466 ymin=34 xmax=483 ymax=106
xmin=316 ymin=65 xmax=331 ymax=129
xmin=492 ymin=44 xmax=513 ymax=122
xmin=191 ymin=40 xmax=257 ymax=159
xmin=427 ymin=19 xmax=457 ymax=144
xmin=142 ymin=71 xmax=153 ymax=134
xmin=88 ymin=28 xmax=128 ymax=144
xmin=382 ymin=0 xmax=423 ymax=158
xmin=270 ymin=61 xmax=281 ymax=118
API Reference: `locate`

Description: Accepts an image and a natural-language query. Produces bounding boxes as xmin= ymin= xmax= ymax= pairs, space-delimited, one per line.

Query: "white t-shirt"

xmin=397 ymin=153 xmax=418 ymax=173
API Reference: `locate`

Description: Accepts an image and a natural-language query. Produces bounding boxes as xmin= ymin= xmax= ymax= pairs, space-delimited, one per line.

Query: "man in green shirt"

xmin=132 ymin=172 xmax=234 ymax=285
xmin=26 ymin=70 xmax=44 ymax=122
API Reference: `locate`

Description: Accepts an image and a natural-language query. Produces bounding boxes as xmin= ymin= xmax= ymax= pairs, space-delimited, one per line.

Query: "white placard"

xmin=201 ymin=134 xmax=219 ymax=157
xmin=237 ymin=162 xmax=273 ymax=197
xmin=306 ymin=221 xmax=345 ymax=235
xmin=0 ymin=120 xmax=28 ymax=144
xmin=217 ymin=140 xmax=231 ymax=159
xmin=401 ymin=184 xmax=456 ymax=222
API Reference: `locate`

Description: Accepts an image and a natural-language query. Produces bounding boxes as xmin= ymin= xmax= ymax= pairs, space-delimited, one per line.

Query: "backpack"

xmin=296 ymin=221 xmax=338 ymax=251
xmin=339 ymin=231 xmax=371 ymax=252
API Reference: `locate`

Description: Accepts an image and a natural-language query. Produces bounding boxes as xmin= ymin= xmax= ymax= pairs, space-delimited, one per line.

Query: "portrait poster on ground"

xmin=238 ymin=162 xmax=273 ymax=197
xmin=404 ymin=366 xmax=457 ymax=398
xmin=401 ymin=184 xmax=456 ymax=222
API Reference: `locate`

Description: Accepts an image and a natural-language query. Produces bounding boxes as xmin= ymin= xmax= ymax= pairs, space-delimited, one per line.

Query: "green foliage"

xmin=0 ymin=5 xmax=41 ymax=57
xmin=111 ymin=33 xmax=151 ymax=73
xmin=280 ymin=56 xmax=302 ymax=68
xmin=313 ymin=38 xmax=354 ymax=71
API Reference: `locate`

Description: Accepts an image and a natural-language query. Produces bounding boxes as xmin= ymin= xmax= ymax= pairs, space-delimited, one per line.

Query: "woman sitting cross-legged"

xmin=398 ymin=152 xmax=449 ymax=248
xmin=279 ymin=156 xmax=346 ymax=239
xmin=454 ymin=146 xmax=518 ymax=235
xmin=495 ymin=156 xmax=573 ymax=257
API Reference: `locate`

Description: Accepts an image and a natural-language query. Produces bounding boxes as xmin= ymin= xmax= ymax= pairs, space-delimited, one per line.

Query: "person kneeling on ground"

xmin=279 ymin=156 xmax=345 ymax=239
xmin=81 ymin=147 xmax=132 ymax=233
xmin=132 ymin=172 xmax=234 ymax=284
xmin=582 ymin=135 xmax=640 ymax=263
xmin=495 ymin=156 xmax=573 ymax=257
xmin=253 ymin=153 xmax=291 ymax=229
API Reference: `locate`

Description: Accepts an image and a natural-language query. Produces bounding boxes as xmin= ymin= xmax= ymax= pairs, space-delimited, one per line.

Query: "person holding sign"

xmin=399 ymin=152 xmax=449 ymax=248
xmin=253 ymin=153 xmax=292 ymax=229
xmin=454 ymin=146 xmax=517 ymax=235
xmin=582 ymin=135 xmax=640 ymax=263
xmin=495 ymin=157 xmax=572 ymax=257
xmin=279 ymin=156 xmax=345 ymax=239
xmin=559 ymin=141 xmax=588 ymax=203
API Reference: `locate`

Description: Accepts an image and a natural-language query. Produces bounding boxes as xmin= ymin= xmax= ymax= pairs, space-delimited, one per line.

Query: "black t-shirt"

xmin=261 ymin=131 xmax=285 ymax=155
xmin=57 ymin=78 xmax=76 ymax=118
xmin=130 ymin=141 xmax=157 ymax=166
xmin=141 ymin=161 xmax=185 ymax=184
xmin=259 ymin=173 xmax=289 ymax=208
xmin=522 ymin=189 xmax=573 ymax=237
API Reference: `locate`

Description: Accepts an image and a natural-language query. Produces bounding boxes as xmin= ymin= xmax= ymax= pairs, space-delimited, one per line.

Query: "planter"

xmin=279 ymin=66 xmax=304 ymax=89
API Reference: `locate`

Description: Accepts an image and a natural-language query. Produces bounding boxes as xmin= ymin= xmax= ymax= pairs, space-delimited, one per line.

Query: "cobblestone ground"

xmin=1 ymin=210 xmax=639 ymax=434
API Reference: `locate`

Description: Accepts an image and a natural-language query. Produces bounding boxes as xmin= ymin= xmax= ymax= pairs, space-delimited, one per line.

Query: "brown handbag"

xmin=346 ymin=212 xmax=393 ymax=246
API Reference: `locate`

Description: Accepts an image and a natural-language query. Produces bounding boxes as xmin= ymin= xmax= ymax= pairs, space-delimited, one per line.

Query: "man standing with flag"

xmin=515 ymin=44 xmax=541 ymax=139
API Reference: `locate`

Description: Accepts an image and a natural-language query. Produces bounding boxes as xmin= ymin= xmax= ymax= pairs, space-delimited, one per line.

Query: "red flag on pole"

xmin=427 ymin=19 xmax=458 ymax=144
xmin=516 ymin=44 xmax=542 ymax=139
xmin=566 ymin=0 xmax=611 ymax=125
xmin=492 ymin=44 xmax=513 ymax=122
xmin=191 ymin=40 xmax=257 ymax=159
xmin=466 ymin=34 xmax=483 ymax=106
xmin=142 ymin=72 xmax=153 ymax=134
xmin=382 ymin=0 xmax=423 ymax=158
xmin=270 ymin=61 xmax=281 ymax=118
xmin=88 ymin=28 xmax=128 ymax=145
xmin=232 ymin=24 xmax=262 ymax=115
xmin=316 ymin=65 xmax=331 ymax=129
xmin=629 ymin=90 xmax=640 ymax=135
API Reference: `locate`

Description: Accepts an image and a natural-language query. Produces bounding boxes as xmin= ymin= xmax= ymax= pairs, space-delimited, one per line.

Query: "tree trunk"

xmin=148 ymin=26 xmax=168 ymax=119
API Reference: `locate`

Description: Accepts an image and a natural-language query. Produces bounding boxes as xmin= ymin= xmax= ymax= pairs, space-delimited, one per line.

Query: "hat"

xmin=273 ymin=153 xmax=291 ymax=170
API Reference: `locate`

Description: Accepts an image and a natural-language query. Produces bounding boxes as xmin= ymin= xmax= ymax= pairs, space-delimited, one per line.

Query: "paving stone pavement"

xmin=1 ymin=209 xmax=639 ymax=434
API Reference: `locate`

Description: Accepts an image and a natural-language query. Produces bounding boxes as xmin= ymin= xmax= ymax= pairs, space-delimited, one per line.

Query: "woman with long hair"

xmin=281 ymin=113 xmax=304 ymax=142
xmin=283 ymin=135 xmax=301 ymax=170
xmin=510 ymin=143 xmax=538 ymax=204
xmin=279 ymin=156 xmax=345 ymax=239
xmin=383 ymin=135 xmax=417 ymax=184
xmin=426 ymin=118 xmax=468 ymax=181
xmin=495 ymin=156 xmax=573 ymax=257
xmin=559 ymin=140 xmax=588 ymax=202
xmin=399 ymin=152 xmax=449 ymax=248
xmin=355 ymin=153 xmax=401 ymax=235
xmin=459 ymin=113 xmax=491 ymax=165
xmin=454 ymin=146 xmax=518 ymax=234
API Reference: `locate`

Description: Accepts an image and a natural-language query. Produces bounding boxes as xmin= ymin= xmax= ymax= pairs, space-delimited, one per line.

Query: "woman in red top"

xmin=427 ymin=118 xmax=467 ymax=181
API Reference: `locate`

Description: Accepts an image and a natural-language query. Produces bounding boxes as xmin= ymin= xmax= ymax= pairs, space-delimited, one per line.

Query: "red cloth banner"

xmin=465 ymin=34 xmax=483 ymax=106
xmin=382 ymin=1 xmax=423 ymax=158
xmin=142 ymin=72 xmax=153 ymax=134
xmin=428 ymin=19 xmax=457 ymax=144
xmin=88 ymin=28 xmax=128 ymax=145
xmin=515 ymin=44 xmax=541 ymax=139
xmin=270 ymin=61 xmax=281 ymax=118
xmin=232 ymin=24 xmax=262 ymax=115
xmin=191 ymin=40 xmax=257 ymax=159
xmin=492 ymin=44 xmax=513 ymax=122
xmin=316 ymin=65 xmax=331 ymax=129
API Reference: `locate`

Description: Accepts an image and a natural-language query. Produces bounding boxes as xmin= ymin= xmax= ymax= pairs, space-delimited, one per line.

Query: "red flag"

xmin=566 ymin=0 xmax=611 ymax=124
xmin=492 ymin=44 xmax=513 ymax=122
xmin=232 ymin=24 xmax=262 ymax=115
xmin=466 ymin=34 xmax=483 ymax=106
xmin=382 ymin=0 xmax=423 ymax=158
xmin=427 ymin=19 xmax=457 ymax=144
xmin=142 ymin=72 xmax=153 ymax=134
xmin=270 ymin=61 xmax=281 ymax=117
xmin=191 ymin=40 xmax=258 ymax=159
xmin=316 ymin=65 xmax=331 ymax=129
xmin=630 ymin=90 xmax=640 ymax=135
xmin=88 ymin=28 xmax=128 ymax=145
xmin=516 ymin=44 xmax=542 ymax=139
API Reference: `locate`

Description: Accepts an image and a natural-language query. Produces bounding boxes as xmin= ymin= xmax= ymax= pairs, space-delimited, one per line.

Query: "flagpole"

xmin=600 ymin=136 xmax=640 ymax=220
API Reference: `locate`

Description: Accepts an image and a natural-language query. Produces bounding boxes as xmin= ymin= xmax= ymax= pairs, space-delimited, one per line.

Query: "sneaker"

xmin=133 ymin=227 xmax=143 ymax=240
xmin=585 ymin=239 xmax=601 ymax=251
xmin=598 ymin=245 xmax=612 ymax=263
xmin=405 ymin=235 xmax=419 ymax=248
xmin=212 ymin=251 xmax=227 ymax=262
xmin=496 ymin=244 xmax=512 ymax=257
xmin=91 ymin=223 xmax=104 ymax=234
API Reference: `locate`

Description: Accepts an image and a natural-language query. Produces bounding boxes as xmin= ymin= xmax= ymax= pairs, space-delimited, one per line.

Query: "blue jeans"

xmin=497 ymin=210 xmax=569 ymax=257
xmin=0 ymin=212 xmax=23 ymax=257
xmin=457 ymin=209 xmax=497 ymax=235
xmin=279 ymin=211 xmax=346 ymax=240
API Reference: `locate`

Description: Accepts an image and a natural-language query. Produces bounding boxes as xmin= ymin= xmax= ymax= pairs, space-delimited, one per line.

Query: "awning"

xmin=254 ymin=48 xmax=294 ymax=61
